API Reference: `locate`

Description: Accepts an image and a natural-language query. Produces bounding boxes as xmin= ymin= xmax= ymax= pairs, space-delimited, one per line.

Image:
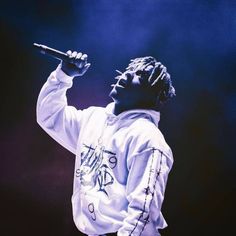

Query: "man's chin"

xmin=109 ymin=88 xmax=117 ymax=99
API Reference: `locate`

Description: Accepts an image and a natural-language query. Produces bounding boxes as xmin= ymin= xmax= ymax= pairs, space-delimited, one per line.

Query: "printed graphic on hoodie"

xmin=76 ymin=143 xmax=117 ymax=195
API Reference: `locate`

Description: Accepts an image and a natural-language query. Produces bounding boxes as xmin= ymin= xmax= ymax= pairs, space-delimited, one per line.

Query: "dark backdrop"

xmin=1 ymin=0 xmax=235 ymax=235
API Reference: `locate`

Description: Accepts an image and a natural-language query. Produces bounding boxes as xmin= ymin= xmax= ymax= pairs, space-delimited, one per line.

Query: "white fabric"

xmin=36 ymin=67 xmax=174 ymax=236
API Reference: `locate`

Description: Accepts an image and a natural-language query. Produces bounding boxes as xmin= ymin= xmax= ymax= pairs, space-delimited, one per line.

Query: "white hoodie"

xmin=36 ymin=66 xmax=174 ymax=236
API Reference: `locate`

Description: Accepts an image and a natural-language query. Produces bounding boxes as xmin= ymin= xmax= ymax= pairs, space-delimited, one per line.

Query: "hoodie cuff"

xmin=55 ymin=64 xmax=74 ymax=84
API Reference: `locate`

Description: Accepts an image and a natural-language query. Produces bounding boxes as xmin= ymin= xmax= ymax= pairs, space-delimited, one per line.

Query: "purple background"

xmin=1 ymin=0 xmax=236 ymax=235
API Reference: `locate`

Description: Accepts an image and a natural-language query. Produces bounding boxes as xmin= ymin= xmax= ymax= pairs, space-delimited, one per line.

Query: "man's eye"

xmin=125 ymin=72 xmax=132 ymax=79
xmin=136 ymin=70 xmax=142 ymax=76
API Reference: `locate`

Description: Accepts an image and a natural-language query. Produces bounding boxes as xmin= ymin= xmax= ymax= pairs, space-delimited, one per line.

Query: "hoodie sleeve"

xmin=36 ymin=65 xmax=84 ymax=154
xmin=118 ymin=147 xmax=173 ymax=236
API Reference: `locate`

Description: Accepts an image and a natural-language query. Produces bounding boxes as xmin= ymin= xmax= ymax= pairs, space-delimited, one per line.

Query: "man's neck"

xmin=112 ymin=102 xmax=156 ymax=116
xmin=112 ymin=104 xmax=126 ymax=116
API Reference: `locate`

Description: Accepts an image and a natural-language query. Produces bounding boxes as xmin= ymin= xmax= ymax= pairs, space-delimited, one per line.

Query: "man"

xmin=36 ymin=50 xmax=175 ymax=236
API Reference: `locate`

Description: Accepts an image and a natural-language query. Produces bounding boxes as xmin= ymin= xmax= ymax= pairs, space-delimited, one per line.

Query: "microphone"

xmin=33 ymin=43 xmax=70 ymax=62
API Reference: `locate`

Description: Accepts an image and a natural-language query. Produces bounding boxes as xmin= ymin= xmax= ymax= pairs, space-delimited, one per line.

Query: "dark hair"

xmin=126 ymin=56 xmax=176 ymax=104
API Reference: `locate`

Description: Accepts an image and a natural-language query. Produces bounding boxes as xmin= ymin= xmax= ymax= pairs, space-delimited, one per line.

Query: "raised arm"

xmin=36 ymin=51 xmax=91 ymax=154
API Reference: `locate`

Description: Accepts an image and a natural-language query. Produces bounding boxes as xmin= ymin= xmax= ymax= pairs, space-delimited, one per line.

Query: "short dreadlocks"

xmin=126 ymin=56 xmax=176 ymax=104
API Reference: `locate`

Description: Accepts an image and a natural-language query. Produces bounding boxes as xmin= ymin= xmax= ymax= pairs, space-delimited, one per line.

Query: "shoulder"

xmin=82 ymin=105 xmax=106 ymax=116
xmin=129 ymin=117 xmax=162 ymax=141
xmin=128 ymin=118 xmax=172 ymax=158
xmin=77 ymin=106 xmax=107 ymax=125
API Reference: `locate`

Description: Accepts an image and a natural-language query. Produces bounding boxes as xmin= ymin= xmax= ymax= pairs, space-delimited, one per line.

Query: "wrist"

xmin=55 ymin=64 xmax=74 ymax=83
xmin=60 ymin=62 xmax=75 ymax=77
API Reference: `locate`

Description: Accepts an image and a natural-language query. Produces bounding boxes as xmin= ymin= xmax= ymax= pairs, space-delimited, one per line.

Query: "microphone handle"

xmin=33 ymin=43 xmax=69 ymax=62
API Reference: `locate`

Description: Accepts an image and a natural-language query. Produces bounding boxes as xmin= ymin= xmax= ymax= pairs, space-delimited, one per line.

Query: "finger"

xmin=71 ymin=51 xmax=78 ymax=58
xmin=84 ymin=63 xmax=91 ymax=70
xmin=66 ymin=50 xmax=72 ymax=56
xmin=75 ymin=59 xmax=85 ymax=68
xmin=80 ymin=63 xmax=91 ymax=75
xmin=76 ymin=52 xmax=82 ymax=60
xmin=80 ymin=54 xmax=88 ymax=65
xmin=81 ymin=54 xmax=88 ymax=61
xmin=73 ymin=52 xmax=82 ymax=65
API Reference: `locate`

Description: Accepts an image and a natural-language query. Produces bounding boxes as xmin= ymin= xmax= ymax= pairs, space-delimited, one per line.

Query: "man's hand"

xmin=61 ymin=50 xmax=91 ymax=77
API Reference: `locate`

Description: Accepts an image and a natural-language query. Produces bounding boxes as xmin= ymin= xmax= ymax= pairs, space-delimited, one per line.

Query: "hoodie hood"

xmin=105 ymin=102 xmax=160 ymax=127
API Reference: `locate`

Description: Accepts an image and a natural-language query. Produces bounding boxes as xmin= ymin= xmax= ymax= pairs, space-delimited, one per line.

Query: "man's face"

xmin=109 ymin=64 xmax=157 ymax=109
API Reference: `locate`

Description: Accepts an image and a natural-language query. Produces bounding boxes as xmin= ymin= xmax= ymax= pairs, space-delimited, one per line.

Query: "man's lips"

xmin=118 ymin=78 xmax=127 ymax=87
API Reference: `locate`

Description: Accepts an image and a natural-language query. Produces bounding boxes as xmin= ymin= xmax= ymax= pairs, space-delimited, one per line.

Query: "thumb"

xmin=84 ymin=63 xmax=91 ymax=70
xmin=80 ymin=63 xmax=91 ymax=76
